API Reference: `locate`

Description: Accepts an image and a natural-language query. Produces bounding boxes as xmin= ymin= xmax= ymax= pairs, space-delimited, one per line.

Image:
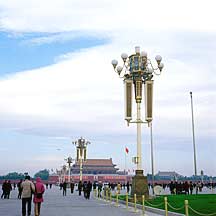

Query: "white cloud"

xmin=0 ymin=0 xmax=216 ymax=33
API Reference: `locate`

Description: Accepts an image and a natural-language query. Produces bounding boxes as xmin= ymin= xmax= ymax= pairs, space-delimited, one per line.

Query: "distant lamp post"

xmin=111 ymin=46 xmax=164 ymax=197
xmin=65 ymin=156 xmax=74 ymax=183
xmin=62 ymin=165 xmax=67 ymax=182
xmin=72 ymin=137 xmax=90 ymax=181
xmin=56 ymin=169 xmax=61 ymax=185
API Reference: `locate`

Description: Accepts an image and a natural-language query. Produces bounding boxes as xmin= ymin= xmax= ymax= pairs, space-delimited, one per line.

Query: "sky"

xmin=0 ymin=0 xmax=215 ymax=177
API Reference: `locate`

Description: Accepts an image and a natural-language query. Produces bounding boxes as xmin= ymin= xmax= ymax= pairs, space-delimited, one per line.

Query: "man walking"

xmin=5 ymin=180 xmax=12 ymax=199
xmin=62 ymin=181 xmax=67 ymax=196
xmin=1 ymin=180 xmax=7 ymax=199
xmin=21 ymin=175 xmax=35 ymax=216
xmin=86 ymin=181 xmax=92 ymax=199
xmin=17 ymin=179 xmax=23 ymax=199
xmin=78 ymin=181 xmax=82 ymax=196
xmin=70 ymin=181 xmax=74 ymax=194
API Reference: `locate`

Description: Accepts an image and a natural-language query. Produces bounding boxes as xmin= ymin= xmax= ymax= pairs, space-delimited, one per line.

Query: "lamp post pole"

xmin=150 ymin=122 xmax=155 ymax=194
xmin=137 ymin=102 xmax=142 ymax=170
xmin=65 ymin=156 xmax=73 ymax=183
xmin=56 ymin=169 xmax=61 ymax=185
xmin=72 ymin=137 xmax=90 ymax=182
xmin=62 ymin=165 xmax=67 ymax=182
xmin=112 ymin=46 xmax=164 ymax=197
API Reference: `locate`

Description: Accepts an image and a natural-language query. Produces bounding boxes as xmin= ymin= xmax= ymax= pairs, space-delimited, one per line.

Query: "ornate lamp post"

xmin=111 ymin=46 xmax=164 ymax=197
xmin=65 ymin=156 xmax=73 ymax=183
xmin=72 ymin=137 xmax=90 ymax=181
xmin=56 ymin=169 xmax=61 ymax=185
xmin=62 ymin=165 xmax=67 ymax=182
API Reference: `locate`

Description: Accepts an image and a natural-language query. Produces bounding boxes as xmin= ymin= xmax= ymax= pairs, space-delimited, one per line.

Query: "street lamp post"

xmin=56 ymin=169 xmax=61 ymax=185
xmin=62 ymin=165 xmax=67 ymax=182
xmin=65 ymin=156 xmax=73 ymax=183
xmin=72 ymin=137 xmax=90 ymax=182
xmin=111 ymin=46 xmax=164 ymax=197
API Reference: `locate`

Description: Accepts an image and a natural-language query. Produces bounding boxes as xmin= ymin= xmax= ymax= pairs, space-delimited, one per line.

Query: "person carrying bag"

xmin=33 ymin=177 xmax=45 ymax=216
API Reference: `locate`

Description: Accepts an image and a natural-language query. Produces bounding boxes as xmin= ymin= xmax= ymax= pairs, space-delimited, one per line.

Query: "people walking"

xmin=83 ymin=181 xmax=88 ymax=199
xmin=126 ymin=181 xmax=130 ymax=193
xmin=62 ymin=181 xmax=67 ymax=196
xmin=189 ymin=181 xmax=193 ymax=194
xmin=1 ymin=180 xmax=7 ymax=199
xmin=78 ymin=181 xmax=82 ymax=196
xmin=70 ymin=181 xmax=74 ymax=194
xmin=33 ymin=177 xmax=45 ymax=216
xmin=86 ymin=181 xmax=92 ymax=199
xmin=5 ymin=180 xmax=12 ymax=199
xmin=21 ymin=175 xmax=35 ymax=216
xmin=97 ymin=181 xmax=102 ymax=198
xmin=17 ymin=179 xmax=23 ymax=199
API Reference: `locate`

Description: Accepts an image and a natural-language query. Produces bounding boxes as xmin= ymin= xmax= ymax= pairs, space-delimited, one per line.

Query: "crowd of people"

xmin=151 ymin=180 xmax=216 ymax=195
xmin=1 ymin=178 xmax=215 ymax=215
xmin=1 ymin=176 xmax=45 ymax=216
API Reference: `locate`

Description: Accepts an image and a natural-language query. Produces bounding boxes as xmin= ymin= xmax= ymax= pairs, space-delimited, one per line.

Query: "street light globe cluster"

xmin=72 ymin=137 xmax=91 ymax=181
xmin=111 ymin=46 xmax=164 ymax=79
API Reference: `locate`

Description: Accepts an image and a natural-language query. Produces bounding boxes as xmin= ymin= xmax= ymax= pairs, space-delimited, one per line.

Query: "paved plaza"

xmin=0 ymin=186 xmax=160 ymax=216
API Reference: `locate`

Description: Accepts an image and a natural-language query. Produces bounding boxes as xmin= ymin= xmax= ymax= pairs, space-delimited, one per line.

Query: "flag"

xmin=125 ymin=147 xmax=129 ymax=154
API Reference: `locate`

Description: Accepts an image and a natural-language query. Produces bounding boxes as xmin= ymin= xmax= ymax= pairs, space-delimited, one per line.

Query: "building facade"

xmin=71 ymin=158 xmax=119 ymax=175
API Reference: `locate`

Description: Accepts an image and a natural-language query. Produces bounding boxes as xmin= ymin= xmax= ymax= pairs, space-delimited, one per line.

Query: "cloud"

xmin=0 ymin=0 xmax=216 ymax=33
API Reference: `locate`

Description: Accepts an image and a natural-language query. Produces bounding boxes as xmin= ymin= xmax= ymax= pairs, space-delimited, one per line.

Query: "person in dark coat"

xmin=86 ymin=181 xmax=92 ymax=199
xmin=189 ymin=181 xmax=193 ymax=194
xmin=93 ymin=182 xmax=96 ymax=190
xmin=78 ymin=181 xmax=82 ymax=196
xmin=97 ymin=182 xmax=103 ymax=198
xmin=17 ymin=179 xmax=23 ymax=199
xmin=5 ymin=180 xmax=12 ymax=199
xmin=126 ymin=181 xmax=130 ymax=193
xmin=1 ymin=180 xmax=7 ymax=199
xmin=70 ymin=182 xmax=74 ymax=194
xmin=59 ymin=182 xmax=63 ymax=190
xmin=169 ymin=181 xmax=175 ymax=194
xmin=62 ymin=181 xmax=67 ymax=196
xmin=184 ymin=181 xmax=189 ymax=195
xmin=83 ymin=181 xmax=88 ymax=199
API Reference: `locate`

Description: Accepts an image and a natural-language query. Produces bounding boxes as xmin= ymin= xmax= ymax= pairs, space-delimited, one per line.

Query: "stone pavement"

xmin=0 ymin=186 xmax=161 ymax=216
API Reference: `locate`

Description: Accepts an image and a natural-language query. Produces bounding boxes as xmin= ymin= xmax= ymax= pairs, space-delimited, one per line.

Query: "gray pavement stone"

xmin=0 ymin=186 xmax=161 ymax=216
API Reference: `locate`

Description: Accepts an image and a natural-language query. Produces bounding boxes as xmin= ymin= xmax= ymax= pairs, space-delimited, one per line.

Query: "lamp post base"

xmin=131 ymin=170 xmax=149 ymax=199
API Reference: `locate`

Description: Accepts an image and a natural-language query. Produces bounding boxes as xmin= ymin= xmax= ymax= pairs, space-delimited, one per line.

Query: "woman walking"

xmin=33 ymin=177 xmax=45 ymax=216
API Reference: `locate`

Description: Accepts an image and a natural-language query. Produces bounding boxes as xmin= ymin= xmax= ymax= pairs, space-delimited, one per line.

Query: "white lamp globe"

xmin=155 ymin=55 xmax=162 ymax=64
xmin=111 ymin=59 xmax=118 ymax=68
xmin=140 ymin=51 xmax=147 ymax=57
xmin=117 ymin=66 xmax=123 ymax=74
xmin=121 ymin=53 xmax=128 ymax=61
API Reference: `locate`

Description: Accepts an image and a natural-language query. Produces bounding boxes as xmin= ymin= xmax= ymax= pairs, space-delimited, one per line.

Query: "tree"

xmin=34 ymin=169 xmax=49 ymax=180
xmin=0 ymin=172 xmax=25 ymax=180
